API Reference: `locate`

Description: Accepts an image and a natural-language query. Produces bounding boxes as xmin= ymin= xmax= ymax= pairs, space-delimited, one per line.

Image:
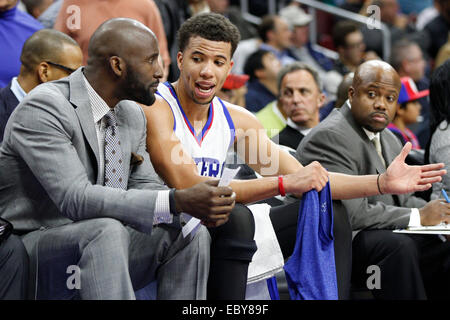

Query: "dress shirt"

xmin=83 ymin=73 xmax=172 ymax=223
xmin=347 ymin=100 xmax=422 ymax=227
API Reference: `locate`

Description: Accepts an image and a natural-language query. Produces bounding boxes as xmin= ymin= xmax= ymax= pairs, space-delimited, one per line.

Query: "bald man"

xmin=0 ymin=18 xmax=236 ymax=300
xmin=298 ymin=60 xmax=450 ymax=299
xmin=0 ymin=29 xmax=83 ymax=143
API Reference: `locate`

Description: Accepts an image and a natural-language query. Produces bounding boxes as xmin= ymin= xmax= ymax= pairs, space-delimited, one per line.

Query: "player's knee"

xmin=210 ymin=204 xmax=257 ymax=262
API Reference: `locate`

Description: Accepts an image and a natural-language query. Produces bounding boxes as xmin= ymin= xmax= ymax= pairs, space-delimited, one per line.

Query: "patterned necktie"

xmin=372 ymin=136 xmax=386 ymax=168
xmin=104 ymin=110 xmax=127 ymax=189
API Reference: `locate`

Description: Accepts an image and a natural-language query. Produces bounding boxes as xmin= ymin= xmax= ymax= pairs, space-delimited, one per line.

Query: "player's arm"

xmin=142 ymin=97 xmax=210 ymax=189
xmin=228 ymin=104 xmax=446 ymax=200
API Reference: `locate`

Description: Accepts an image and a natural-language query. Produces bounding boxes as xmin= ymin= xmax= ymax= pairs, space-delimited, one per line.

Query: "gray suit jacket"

xmin=0 ymin=68 xmax=167 ymax=234
xmin=296 ymin=103 xmax=426 ymax=231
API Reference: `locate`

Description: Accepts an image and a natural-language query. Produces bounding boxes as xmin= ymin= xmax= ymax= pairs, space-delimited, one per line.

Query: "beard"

xmin=123 ymin=67 xmax=157 ymax=106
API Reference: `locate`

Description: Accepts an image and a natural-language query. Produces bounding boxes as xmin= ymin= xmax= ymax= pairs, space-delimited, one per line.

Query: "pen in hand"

xmin=442 ymin=189 xmax=450 ymax=203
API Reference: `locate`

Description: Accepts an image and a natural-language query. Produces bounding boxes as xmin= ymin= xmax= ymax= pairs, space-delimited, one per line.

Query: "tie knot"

xmin=104 ymin=110 xmax=117 ymax=127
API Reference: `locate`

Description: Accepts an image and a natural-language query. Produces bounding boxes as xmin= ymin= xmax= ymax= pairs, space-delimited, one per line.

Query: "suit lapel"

xmin=68 ymin=68 xmax=101 ymax=182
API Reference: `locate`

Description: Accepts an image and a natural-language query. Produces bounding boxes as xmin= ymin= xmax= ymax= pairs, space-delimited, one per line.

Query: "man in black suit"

xmin=298 ymin=60 xmax=450 ymax=299
xmin=0 ymin=29 xmax=82 ymax=143
xmin=272 ymin=62 xmax=325 ymax=150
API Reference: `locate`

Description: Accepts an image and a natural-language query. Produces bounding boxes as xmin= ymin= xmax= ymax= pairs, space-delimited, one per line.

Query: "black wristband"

xmin=169 ymin=189 xmax=178 ymax=215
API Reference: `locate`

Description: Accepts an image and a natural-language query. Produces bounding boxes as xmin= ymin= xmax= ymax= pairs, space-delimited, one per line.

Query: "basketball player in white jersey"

xmin=142 ymin=13 xmax=446 ymax=299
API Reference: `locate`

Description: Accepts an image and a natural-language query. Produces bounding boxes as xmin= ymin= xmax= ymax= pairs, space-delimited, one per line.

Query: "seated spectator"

xmin=332 ymin=20 xmax=367 ymax=76
xmin=244 ymin=49 xmax=281 ymax=112
xmin=279 ymin=4 xmax=334 ymax=78
xmin=387 ymin=77 xmax=428 ymax=150
xmin=255 ymin=100 xmax=287 ymax=138
xmin=21 ymin=0 xmax=53 ymax=19
xmin=0 ymin=29 xmax=83 ymax=143
xmin=298 ymin=60 xmax=450 ymax=299
xmin=0 ymin=0 xmax=43 ymax=87
xmin=54 ymin=0 xmax=171 ymax=78
xmin=424 ymin=0 xmax=450 ymax=60
xmin=272 ymin=62 xmax=325 ymax=150
xmin=390 ymin=39 xmax=431 ymax=147
xmin=206 ymin=0 xmax=258 ymax=40
xmin=435 ymin=33 xmax=450 ymax=68
xmin=0 ymin=18 xmax=233 ymax=300
xmin=35 ymin=0 xmax=62 ymax=29
xmin=427 ymin=60 xmax=450 ymax=200
xmin=335 ymin=72 xmax=354 ymax=108
xmin=216 ymin=73 xmax=249 ymax=107
xmin=258 ymin=14 xmax=297 ymax=66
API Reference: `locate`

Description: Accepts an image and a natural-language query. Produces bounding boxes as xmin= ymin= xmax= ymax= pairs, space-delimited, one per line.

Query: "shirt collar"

xmin=286 ymin=118 xmax=313 ymax=136
xmin=10 ymin=77 xmax=27 ymax=102
xmin=83 ymin=73 xmax=111 ymax=123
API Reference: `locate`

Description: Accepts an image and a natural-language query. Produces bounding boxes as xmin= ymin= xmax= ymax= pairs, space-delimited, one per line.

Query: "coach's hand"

xmin=174 ymin=180 xmax=235 ymax=227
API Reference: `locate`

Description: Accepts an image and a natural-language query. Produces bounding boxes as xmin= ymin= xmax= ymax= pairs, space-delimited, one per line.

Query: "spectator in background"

xmin=387 ymin=77 xmax=428 ymax=150
xmin=206 ymin=0 xmax=257 ymax=40
xmin=279 ymin=4 xmax=335 ymax=83
xmin=335 ymin=72 xmax=354 ymax=108
xmin=21 ymin=0 xmax=53 ymax=19
xmin=332 ymin=20 xmax=367 ymax=76
xmin=216 ymin=73 xmax=249 ymax=107
xmin=244 ymin=49 xmax=281 ymax=113
xmin=258 ymin=14 xmax=297 ymax=66
xmin=272 ymin=62 xmax=325 ymax=151
xmin=0 ymin=0 xmax=43 ymax=87
xmin=428 ymin=60 xmax=450 ymax=201
xmin=435 ymin=34 xmax=450 ymax=68
xmin=0 ymin=29 xmax=82 ymax=143
xmin=390 ymin=39 xmax=431 ymax=148
xmin=424 ymin=0 xmax=450 ymax=61
xmin=255 ymin=99 xmax=287 ymax=138
xmin=35 ymin=0 xmax=62 ymax=29
xmin=54 ymin=0 xmax=171 ymax=79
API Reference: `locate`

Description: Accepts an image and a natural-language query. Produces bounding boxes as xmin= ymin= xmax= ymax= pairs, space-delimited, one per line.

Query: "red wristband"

xmin=278 ymin=176 xmax=286 ymax=196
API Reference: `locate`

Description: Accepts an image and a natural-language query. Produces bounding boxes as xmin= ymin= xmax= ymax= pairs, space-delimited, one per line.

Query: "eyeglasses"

xmin=45 ymin=61 xmax=76 ymax=74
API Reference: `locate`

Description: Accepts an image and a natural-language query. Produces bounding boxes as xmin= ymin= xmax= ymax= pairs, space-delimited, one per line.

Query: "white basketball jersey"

xmin=157 ymin=82 xmax=235 ymax=178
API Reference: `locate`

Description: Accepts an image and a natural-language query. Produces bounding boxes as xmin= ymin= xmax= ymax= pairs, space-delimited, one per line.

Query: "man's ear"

xmin=348 ymin=86 xmax=355 ymax=103
xmin=177 ymin=51 xmax=183 ymax=71
xmin=37 ymin=62 xmax=50 ymax=83
xmin=109 ymin=56 xmax=124 ymax=77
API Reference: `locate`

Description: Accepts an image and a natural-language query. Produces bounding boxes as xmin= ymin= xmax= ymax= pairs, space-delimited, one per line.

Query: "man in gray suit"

xmin=0 ymin=18 xmax=236 ymax=299
xmin=298 ymin=60 xmax=450 ymax=299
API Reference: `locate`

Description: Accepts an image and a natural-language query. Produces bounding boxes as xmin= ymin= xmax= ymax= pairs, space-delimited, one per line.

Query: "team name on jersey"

xmin=194 ymin=157 xmax=225 ymax=178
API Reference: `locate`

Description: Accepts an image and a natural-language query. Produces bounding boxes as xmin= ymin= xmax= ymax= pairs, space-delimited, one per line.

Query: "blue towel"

xmin=283 ymin=181 xmax=338 ymax=300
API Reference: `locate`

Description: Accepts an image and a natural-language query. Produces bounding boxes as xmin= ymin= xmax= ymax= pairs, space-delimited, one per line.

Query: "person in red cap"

xmin=387 ymin=77 xmax=429 ymax=149
xmin=216 ymin=73 xmax=249 ymax=107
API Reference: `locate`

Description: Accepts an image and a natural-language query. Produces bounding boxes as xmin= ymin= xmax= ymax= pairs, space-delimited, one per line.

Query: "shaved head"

xmin=349 ymin=60 xmax=401 ymax=132
xmin=353 ymin=60 xmax=401 ymax=91
xmin=87 ymin=18 xmax=158 ymax=67
xmin=84 ymin=18 xmax=163 ymax=107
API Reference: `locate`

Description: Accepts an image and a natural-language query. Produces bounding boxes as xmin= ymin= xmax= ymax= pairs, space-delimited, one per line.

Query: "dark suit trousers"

xmin=270 ymin=200 xmax=353 ymax=300
xmin=0 ymin=235 xmax=29 ymax=299
xmin=352 ymin=230 xmax=450 ymax=299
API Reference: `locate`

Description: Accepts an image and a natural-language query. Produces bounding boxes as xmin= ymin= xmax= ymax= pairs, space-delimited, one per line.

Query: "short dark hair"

xmin=332 ymin=20 xmax=360 ymax=49
xmin=243 ymin=49 xmax=271 ymax=81
xmin=20 ymin=29 xmax=79 ymax=73
xmin=177 ymin=13 xmax=241 ymax=56
xmin=257 ymin=15 xmax=277 ymax=43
